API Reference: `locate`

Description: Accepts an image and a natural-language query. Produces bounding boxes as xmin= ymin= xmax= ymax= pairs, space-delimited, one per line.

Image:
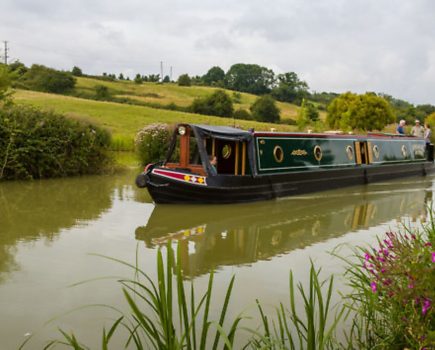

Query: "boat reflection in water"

xmin=136 ymin=179 xmax=432 ymax=278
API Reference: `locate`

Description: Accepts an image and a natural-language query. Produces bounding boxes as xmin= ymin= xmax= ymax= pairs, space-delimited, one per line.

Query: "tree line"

xmin=4 ymin=60 xmax=435 ymax=132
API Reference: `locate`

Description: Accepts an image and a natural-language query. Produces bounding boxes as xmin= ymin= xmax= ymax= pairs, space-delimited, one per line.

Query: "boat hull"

xmin=144 ymin=161 xmax=435 ymax=204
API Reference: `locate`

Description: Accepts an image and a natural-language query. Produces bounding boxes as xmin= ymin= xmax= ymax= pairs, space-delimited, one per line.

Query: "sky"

xmin=1 ymin=0 xmax=435 ymax=104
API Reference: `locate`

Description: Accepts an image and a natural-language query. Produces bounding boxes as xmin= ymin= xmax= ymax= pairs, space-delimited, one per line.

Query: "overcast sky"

xmin=1 ymin=0 xmax=435 ymax=104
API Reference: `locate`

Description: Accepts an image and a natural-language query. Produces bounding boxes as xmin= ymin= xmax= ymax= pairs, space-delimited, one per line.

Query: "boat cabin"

xmin=164 ymin=124 xmax=255 ymax=177
xmin=162 ymin=124 xmax=429 ymax=178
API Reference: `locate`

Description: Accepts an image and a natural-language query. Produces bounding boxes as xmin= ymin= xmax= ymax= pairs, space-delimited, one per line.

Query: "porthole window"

xmin=373 ymin=145 xmax=380 ymax=159
xmin=273 ymin=146 xmax=284 ymax=163
xmin=401 ymin=145 xmax=408 ymax=158
xmin=346 ymin=146 xmax=354 ymax=160
xmin=222 ymin=144 xmax=232 ymax=159
xmin=314 ymin=145 xmax=323 ymax=162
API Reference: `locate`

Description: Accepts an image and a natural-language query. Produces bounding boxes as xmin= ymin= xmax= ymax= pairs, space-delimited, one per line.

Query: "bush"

xmin=250 ymin=95 xmax=280 ymax=123
xmin=177 ymin=74 xmax=191 ymax=86
xmin=71 ymin=66 xmax=83 ymax=77
xmin=94 ymin=84 xmax=111 ymax=100
xmin=233 ymin=108 xmax=252 ymax=120
xmin=190 ymin=90 xmax=234 ymax=117
xmin=135 ymin=123 xmax=172 ymax=166
xmin=0 ymin=105 xmax=112 ymax=180
xmin=18 ymin=64 xmax=76 ymax=93
xmin=346 ymin=226 xmax=435 ymax=349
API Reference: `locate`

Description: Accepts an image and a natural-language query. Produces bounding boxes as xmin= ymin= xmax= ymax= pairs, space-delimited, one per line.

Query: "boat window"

xmin=167 ymin=135 xmax=181 ymax=163
xmin=273 ymin=146 xmax=284 ymax=163
xmin=222 ymin=144 xmax=232 ymax=159
xmin=189 ymin=137 xmax=201 ymax=165
xmin=402 ymin=145 xmax=408 ymax=158
xmin=373 ymin=145 xmax=380 ymax=159
xmin=314 ymin=145 xmax=323 ymax=161
xmin=346 ymin=146 xmax=354 ymax=160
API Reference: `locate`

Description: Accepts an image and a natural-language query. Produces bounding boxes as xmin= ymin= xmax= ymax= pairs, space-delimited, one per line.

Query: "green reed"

xmin=39 ymin=242 xmax=241 ymax=350
xmin=246 ymin=263 xmax=343 ymax=350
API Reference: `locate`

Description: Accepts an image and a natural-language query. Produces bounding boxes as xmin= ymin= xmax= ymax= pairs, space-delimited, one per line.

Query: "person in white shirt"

xmin=411 ymin=120 xmax=424 ymax=137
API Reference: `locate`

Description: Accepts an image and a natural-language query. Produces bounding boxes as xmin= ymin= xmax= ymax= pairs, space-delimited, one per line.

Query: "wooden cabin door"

xmin=354 ymin=141 xmax=372 ymax=165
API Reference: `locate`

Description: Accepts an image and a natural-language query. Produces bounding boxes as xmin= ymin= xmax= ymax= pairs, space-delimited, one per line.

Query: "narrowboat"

xmin=135 ymin=124 xmax=435 ymax=204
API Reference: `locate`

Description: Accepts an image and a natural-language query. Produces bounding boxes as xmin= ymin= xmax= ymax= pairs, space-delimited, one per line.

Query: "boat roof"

xmin=183 ymin=124 xmax=422 ymax=141
xmin=190 ymin=124 xmax=252 ymax=141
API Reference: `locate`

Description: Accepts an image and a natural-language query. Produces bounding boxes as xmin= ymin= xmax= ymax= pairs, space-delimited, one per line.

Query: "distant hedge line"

xmin=0 ymin=105 xmax=112 ymax=180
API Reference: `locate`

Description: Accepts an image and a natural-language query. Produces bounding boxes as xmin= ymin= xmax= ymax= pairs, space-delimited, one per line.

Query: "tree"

xmin=250 ymin=95 xmax=280 ymax=123
xmin=163 ymin=75 xmax=170 ymax=83
xmin=327 ymin=92 xmax=395 ymax=131
xmin=202 ymin=66 xmax=225 ymax=86
xmin=190 ymin=90 xmax=233 ymax=117
xmin=134 ymin=74 xmax=142 ymax=84
xmin=271 ymin=72 xmax=309 ymax=104
xmin=178 ymin=74 xmax=191 ymax=86
xmin=118 ymin=73 xmax=125 ymax=80
xmin=297 ymin=99 xmax=319 ymax=130
xmin=0 ymin=64 xmax=13 ymax=104
xmin=72 ymin=66 xmax=83 ymax=76
xmin=224 ymin=63 xmax=275 ymax=95
xmin=8 ymin=60 xmax=28 ymax=77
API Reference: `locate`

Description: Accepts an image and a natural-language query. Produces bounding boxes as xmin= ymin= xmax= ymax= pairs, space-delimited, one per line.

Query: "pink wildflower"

xmin=408 ymin=282 xmax=414 ymax=289
xmin=432 ymin=252 xmax=435 ymax=263
xmin=422 ymin=299 xmax=431 ymax=315
xmin=364 ymin=252 xmax=371 ymax=261
xmin=370 ymin=281 xmax=377 ymax=292
xmin=424 ymin=242 xmax=432 ymax=247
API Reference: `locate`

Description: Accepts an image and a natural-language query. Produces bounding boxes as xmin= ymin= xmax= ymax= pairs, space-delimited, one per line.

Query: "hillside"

xmin=74 ymin=77 xmax=315 ymax=122
xmin=14 ymin=89 xmax=297 ymax=151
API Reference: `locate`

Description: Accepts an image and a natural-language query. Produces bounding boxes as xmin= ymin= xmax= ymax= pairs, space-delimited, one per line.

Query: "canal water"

xmin=0 ymin=170 xmax=433 ymax=348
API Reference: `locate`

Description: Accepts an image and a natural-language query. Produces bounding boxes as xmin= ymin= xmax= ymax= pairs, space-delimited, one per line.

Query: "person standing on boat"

xmin=396 ymin=120 xmax=406 ymax=135
xmin=411 ymin=119 xmax=424 ymax=137
xmin=424 ymin=123 xmax=432 ymax=145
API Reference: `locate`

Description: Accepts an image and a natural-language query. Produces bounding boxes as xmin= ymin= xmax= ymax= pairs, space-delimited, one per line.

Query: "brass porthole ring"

xmin=273 ymin=145 xmax=284 ymax=163
xmin=314 ymin=145 xmax=323 ymax=162
xmin=401 ymin=145 xmax=408 ymax=158
xmin=346 ymin=145 xmax=354 ymax=160
xmin=222 ymin=144 xmax=232 ymax=159
xmin=373 ymin=145 xmax=380 ymax=159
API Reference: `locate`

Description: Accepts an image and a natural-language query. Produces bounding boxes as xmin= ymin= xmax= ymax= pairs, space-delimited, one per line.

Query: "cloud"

xmin=1 ymin=0 xmax=435 ymax=103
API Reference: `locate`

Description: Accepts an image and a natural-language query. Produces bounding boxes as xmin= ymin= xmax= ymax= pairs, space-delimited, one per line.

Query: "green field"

xmin=14 ymin=89 xmax=298 ymax=151
xmin=74 ymin=77 xmax=309 ymax=121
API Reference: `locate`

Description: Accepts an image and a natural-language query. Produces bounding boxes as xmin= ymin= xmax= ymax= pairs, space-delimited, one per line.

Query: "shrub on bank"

xmin=346 ymin=224 xmax=435 ymax=349
xmin=135 ymin=123 xmax=172 ymax=166
xmin=0 ymin=105 xmax=112 ymax=180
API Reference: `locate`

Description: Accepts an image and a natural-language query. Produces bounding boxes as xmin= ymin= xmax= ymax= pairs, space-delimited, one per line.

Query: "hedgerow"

xmin=0 ymin=105 xmax=112 ymax=180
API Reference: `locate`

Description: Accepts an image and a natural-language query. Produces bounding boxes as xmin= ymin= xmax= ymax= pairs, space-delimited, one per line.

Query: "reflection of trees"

xmin=136 ymin=182 xmax=432 ymax=278
xmin=0 ymin=170 xmax=140 ymax=281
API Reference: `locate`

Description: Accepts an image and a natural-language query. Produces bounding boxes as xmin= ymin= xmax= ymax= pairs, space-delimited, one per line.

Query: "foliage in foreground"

xmin=343 ymin=219 xmax=435 ymax=349
xmin=0 ymin=105 xmax=112 ymax=180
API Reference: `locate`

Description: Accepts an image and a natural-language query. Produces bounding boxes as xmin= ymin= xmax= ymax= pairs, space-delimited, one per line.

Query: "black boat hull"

xmin=143 ymin=161 xmax=435 ymax=204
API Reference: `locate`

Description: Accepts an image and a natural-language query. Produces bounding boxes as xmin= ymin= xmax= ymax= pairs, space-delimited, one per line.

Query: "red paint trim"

xmin=152 ymin=168 xmax=207 ymax=186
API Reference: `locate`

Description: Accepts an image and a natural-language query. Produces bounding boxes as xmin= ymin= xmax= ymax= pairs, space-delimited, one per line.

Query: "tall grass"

xmin=39 ymin=242 xmax=242 ymax=350
xmin=246 ymin=264 xmax=343 ymax=350
xmin=27 ymin=243 xmax=345 ymax=350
